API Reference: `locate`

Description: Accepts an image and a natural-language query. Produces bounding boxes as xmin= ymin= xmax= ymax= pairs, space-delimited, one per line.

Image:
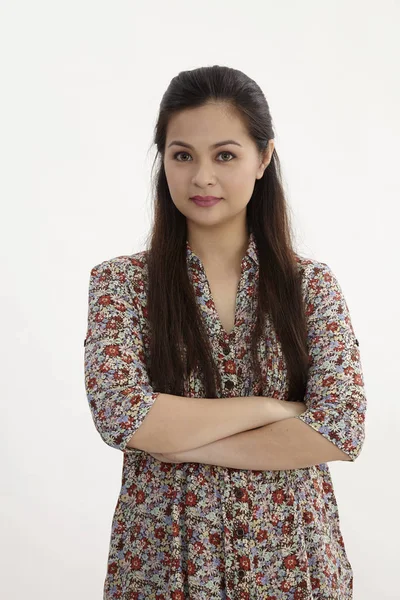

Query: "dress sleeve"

xmin=295 ymin=261 xmax=367 ymax=462
xmin=84 ymin=258 xmax=160 ymax=453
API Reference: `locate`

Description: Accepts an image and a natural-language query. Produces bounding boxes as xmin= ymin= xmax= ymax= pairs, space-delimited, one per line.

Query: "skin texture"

xmin=148 ymin=419 xmax=350 ymax=470
xmin=147 ymin=403 xmax=351 ymax=470
xmin=163 ymin=101 xmax=275 ymax=273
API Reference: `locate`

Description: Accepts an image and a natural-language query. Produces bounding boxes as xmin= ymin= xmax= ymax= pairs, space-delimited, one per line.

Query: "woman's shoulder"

xmin=90 ymin=249 xmax=149 ymax=283
xmin=294 ymin=253 xmax=335 ymax=299
xmin=294 ymin=253 xmax=330 ymax=276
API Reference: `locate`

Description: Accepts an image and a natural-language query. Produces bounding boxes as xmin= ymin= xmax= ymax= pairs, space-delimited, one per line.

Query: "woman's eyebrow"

xmin=167 ymin=139 xmax=243 ymax=150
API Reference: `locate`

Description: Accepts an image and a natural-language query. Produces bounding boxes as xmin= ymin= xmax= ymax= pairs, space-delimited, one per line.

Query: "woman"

xmin=84 ymin=65 xmax=366 ymax=599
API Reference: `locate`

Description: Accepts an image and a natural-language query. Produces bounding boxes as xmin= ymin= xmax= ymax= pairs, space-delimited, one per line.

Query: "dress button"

xmin=237 ymin=528 xmax=244 ymax=538
xmin=224 ymin=379 xmax=234 ymax=390
xmin=223 ymin=347 xmax=230 ymax=355
xmin=235 ymin=488 xmax=243 ymax=499
xmin=238 ymin=569 xmax=245 ymax=579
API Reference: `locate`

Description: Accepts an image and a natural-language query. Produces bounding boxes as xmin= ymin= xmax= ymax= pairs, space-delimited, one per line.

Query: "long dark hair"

xmin=144 ymin=65 xmax=310 ymax=402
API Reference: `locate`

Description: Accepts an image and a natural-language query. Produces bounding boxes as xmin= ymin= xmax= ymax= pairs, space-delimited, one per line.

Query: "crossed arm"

xmin=86 ymin=259 xmax=365 ymax=466
xmin=152 ymin=417 xmax=351 ymax=470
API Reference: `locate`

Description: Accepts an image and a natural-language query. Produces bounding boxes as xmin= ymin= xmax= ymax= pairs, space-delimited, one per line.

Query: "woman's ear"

xmin=256 ymin=139 xmax=275 ymax=179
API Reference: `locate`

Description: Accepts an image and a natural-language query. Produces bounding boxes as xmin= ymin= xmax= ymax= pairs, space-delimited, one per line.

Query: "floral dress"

xmin=84 ymin=232 xmax=366 ymax=600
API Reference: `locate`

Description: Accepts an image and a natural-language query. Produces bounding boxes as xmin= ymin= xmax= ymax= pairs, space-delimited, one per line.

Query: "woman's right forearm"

xmin=126 ymin=393 xmax=302 ymax=454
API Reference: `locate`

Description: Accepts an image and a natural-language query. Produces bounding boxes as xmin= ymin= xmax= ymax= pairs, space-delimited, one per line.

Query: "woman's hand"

xmin=263 ymin=396 xmax=307 ymax=423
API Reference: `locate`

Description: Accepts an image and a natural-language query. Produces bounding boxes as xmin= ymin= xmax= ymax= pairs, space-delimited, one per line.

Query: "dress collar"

xmin=185 ymin=231 xmax=259 ymax=270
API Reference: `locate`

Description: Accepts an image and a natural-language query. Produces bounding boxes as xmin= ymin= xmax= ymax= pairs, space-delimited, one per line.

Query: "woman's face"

xmin=163 ymin=102 xmax=274 ymax=229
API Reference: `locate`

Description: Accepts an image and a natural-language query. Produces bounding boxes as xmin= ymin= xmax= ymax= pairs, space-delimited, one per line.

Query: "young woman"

xmin=84 ymin=65 xmax=366 ymax=600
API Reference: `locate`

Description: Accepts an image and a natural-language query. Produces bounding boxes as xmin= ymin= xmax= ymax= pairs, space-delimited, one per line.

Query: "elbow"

xmin=95 ymin=425 xmax=149 ymax=453
xmin=336 ymin=427 xmax=366 ymax=462
xmin=94 ymin=421 xmax=155 ymax=453
xmin=87 ymin=389 xmax=163 ymax=452
xmin=125 ymin=428 xmax=147 ymax=452
xmin=89 ymin=409 xmax=145 ymax=453
xmin=91 ymin=415 xmax=130 ymax=452
xmin=125 ymin=428 xmax=175 ymax=454
xmin=343 ymin=439 xmax=365 ymax=462
xmin=295 ymin=409 xmax=366 ymax=464
xmin=94 ymin=427 xmax=126 ymax=452
xmin=342 ymin=424 xmax=366 ymax=462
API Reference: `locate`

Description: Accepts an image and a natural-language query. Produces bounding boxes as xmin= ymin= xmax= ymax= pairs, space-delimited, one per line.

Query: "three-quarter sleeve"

xmin=84 ymin=257 xmax=160 ymax=452
xmin=295 ymin=261 xmax=367 ymax=462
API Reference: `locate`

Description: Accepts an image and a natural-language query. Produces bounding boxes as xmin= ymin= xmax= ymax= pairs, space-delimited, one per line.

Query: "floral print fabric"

xmin=84 ymin=232 xmax=366 ymax=599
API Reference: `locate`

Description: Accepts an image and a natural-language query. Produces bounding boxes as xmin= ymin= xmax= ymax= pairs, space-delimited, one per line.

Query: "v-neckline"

xmin=204 ymin=270 xmax=243 ymax=338
xmin=185 ymin=232 xmax=259 ymax=338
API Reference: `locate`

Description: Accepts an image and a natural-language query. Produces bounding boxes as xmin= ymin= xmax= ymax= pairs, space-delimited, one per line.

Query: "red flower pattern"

xmin=84 ymin=232 xmax=366 ymax=598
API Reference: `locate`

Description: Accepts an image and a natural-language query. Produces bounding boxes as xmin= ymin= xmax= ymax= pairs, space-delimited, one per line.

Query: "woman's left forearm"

xmin=165 ymin=418 xmax=350 ymax=470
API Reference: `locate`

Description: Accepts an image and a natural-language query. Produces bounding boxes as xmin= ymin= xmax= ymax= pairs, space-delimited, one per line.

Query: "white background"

xmin=1 ymin=1 xmax=399 ymax=598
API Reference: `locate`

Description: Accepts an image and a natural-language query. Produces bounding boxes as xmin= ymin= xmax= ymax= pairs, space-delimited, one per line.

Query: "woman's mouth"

xmin=190 ymin=197 xmax=222 ymax=207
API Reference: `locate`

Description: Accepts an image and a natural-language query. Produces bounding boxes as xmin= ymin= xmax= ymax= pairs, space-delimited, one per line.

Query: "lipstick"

xmin=191 ymin=196 xmax=222 ymax=207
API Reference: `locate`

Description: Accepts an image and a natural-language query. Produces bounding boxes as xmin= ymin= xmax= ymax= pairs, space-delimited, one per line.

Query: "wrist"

xmin=263 ymin=396 xmax=299 ymax=424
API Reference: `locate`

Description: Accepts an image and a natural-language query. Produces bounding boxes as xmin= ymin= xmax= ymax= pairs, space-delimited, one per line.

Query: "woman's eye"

xmin=173 ymin=151 xmax=235 ymax=162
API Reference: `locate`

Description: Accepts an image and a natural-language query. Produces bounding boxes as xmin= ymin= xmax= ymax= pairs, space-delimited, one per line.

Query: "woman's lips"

xmin=191 ymin=197 xmax=222 ymax=207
